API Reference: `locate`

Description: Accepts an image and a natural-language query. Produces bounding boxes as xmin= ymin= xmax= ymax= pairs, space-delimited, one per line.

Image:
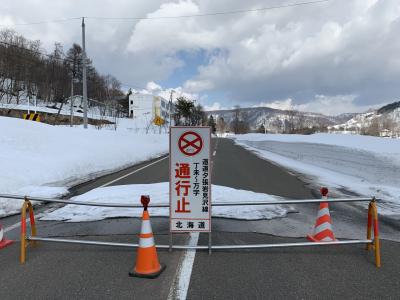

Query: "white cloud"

xmin=295 ymin=95 xmax=387 ymax=115
xmin=1 ymin=0 xmax=400 ymax=113
xmin=257 ymin=99 xmax=294 ymax=111
xmin=132 ymin=81 xmax=199 ymax=103
xmin=184 ymin=79 xmax=214 ymax=93
xmin=127 ymin=1 xmax=205 ymax=53
xmin=176 ymin=0 xmax=400 ymax=107
xmin=204 ymin=102 xmax=226 ymax=111
xmin=146 ymin=81 xmax=162 ymax=92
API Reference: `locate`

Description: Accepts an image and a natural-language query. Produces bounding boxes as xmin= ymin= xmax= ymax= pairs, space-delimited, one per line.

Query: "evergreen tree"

xmin=207 ymin=115 xmax=217 ymax=133
xmin=173 ymin=96 xmax=205 ymax=126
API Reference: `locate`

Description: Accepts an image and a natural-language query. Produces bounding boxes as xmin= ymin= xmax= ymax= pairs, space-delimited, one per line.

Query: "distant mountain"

xmin=377 ymin=101 xmax=400 ymax=114
xmin=334 ymin=113 xmax=360 ymax=123
xmin=205 ymin=106 xmax=356 ymax=133
xmin=330 ymin=101 xmax=400 ymax=136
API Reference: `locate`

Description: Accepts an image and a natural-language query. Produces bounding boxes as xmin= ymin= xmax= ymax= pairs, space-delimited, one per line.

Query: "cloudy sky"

xmin=1 ymin=0 xmax=400 ymax=115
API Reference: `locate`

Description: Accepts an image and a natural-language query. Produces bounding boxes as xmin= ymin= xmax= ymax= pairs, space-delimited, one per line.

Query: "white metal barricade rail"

xmin=0 ymin=194 xmax=381 ymax=267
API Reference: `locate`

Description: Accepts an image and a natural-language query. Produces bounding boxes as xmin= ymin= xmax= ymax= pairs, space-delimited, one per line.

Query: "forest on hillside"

xmin=0 ymin=29 xmax=124 ymax=106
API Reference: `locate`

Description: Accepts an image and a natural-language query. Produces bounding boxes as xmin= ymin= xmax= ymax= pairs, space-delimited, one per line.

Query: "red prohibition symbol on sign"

xmin=178 ymin=131 xmax=203 ymax=156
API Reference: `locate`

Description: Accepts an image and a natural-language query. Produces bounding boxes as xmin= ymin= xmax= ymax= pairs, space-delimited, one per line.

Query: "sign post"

xmin=170 ymin=127 xmax=212 ymax=248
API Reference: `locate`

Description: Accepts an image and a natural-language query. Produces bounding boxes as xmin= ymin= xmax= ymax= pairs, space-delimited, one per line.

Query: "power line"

xmin=86 ymin=0 xmax=331 ymax=21
xmin=0 ymin=17 xmax=81 ymax=27
xmin=1 ymin=0 xmax=331 ymax=27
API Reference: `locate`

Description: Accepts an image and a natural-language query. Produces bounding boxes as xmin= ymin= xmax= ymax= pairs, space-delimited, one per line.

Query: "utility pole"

xmin=82 ymin=17 xmax=88 ymax=129
xmin=169 ymin=90 xmax=175 ymax=129
xmin=70 ymin=77 xmax=74 ymax=127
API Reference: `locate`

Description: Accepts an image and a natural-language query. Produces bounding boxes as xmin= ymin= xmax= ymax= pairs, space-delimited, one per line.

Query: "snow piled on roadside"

xmin=234 ymin=133 xmax=400 ymax=215
xmin=0 ymin=117 xmax=168 ymax=216
xmin=41 ymin=183 xmax=292 ymax=222
xmin=236 ymin=133 xmax=400 ymax=157
xmin=0 ymin=186 xmax=70 ymax=217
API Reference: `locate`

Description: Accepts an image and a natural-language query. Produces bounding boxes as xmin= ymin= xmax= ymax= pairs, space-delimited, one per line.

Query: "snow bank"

xmin=236 ymin=133 xmax=400 ymax=157
xmin=1 ymin=101 xmax=170 ymax=133
xmin=41 ymin=183 xmax=292 ymax=222
xmin=235 ymin=133 xmax=400 ymax=215
xmin=0 ymin=117 xmax=168 ymax=216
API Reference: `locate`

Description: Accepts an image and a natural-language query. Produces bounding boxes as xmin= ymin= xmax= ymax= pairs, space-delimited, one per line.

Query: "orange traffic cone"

xmin=129 ymin=195 xmax=165 ymax=278
xmin=307 ymin=187 xmax=336 ymax=242
xmin=0 ymin=222 xmax=13 ymax=249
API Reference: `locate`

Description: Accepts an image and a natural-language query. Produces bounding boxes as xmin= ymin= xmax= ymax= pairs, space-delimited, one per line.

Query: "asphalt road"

xmin=1 ymin=138 xmax=399 ymax=299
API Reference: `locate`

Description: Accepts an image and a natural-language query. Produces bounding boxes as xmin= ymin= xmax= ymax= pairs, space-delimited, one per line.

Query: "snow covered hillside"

xmin=330 ymin=101 xmax=400 ymax=137
xmin=235 ymin=133 xmax=400 ymax=215
xmin=0 ymin=117 xmax=168 ymax=216
xmin=206 ymin=107 xmax=355 ymax=132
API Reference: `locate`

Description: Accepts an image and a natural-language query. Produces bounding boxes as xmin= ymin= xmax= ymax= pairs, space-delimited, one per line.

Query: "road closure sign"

xmin=170 ymin=127 xmax=211 ymax=232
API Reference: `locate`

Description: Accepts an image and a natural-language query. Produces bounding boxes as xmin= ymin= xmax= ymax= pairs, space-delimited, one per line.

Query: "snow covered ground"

xmin=0 ymin=117 xmax=168 ymax=216
xmin=41 ymin=182 xmax=292 ymax=222
xmin=0 ymin=98 xmax=112 ymax=121
xmin=61 ymin=117 xmax=169 ymax=134
xmin=1 ymin=99 xmax=169 ymax=134
xmin=235 ymin=133 xmax=400 ymax=215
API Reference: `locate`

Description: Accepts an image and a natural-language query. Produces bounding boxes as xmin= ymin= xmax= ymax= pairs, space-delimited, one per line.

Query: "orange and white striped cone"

xmin=307 ymin=187 xmax=336 ymax=242
xmin=129 ymin=195 xmax=165 ymax=278
xmin=0 ymin=222 xmax=13 ymax=249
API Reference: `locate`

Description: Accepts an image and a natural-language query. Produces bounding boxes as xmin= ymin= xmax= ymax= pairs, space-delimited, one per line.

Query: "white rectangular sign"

xmin=170 ymin=126 xmax=211 ymax=232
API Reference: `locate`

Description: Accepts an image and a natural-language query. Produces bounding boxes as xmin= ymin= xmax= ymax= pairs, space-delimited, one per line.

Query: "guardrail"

xmin=1 ymin=193 xmax=376 ymax=206
xmin=0 ymin=193 xmax=380 ymax=267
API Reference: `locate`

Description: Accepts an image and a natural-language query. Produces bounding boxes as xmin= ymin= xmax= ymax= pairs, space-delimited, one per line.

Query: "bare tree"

xmin=230 ymin=106 xmax=250 ymax=134
xmin=216 ymin=116 xmax=226 ymax=133
xmin=0 ymin=29 xmax=124 ymax=109
xmin=381 ymin=115 xmax=394 ymax=131
xmin=365 ymin=118 xmax=381 ymax=136
xmin=297 ymin=111 xmax=306 ymax=131
xmin=286 ymin=108 xmax=296 ymax=133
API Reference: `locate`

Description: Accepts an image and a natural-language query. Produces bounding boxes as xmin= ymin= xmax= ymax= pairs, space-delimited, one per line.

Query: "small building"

xmin=128 ymin=93 xmax=173 ymax=123
xmin=380 ymin=129 xmax=393 ymax=138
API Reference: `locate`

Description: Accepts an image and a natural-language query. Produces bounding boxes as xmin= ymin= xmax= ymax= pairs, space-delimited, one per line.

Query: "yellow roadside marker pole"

xmin=20 ymin=197 xmax=37 ymax=264
xmin=366 ymin=198 xmax=381 ymax=267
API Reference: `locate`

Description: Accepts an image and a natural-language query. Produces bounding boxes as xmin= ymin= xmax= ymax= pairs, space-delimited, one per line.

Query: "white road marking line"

xmin=3 ymin=213 xmax=44 ymax=234
xmin=98 ymin=155 xmax=168 ymax=188
xmin=3 ymin=156 xmax=168 ymax=233
xmin=213 ymin=150 xmax=216 ymax=156
xmin=3 ymin=221 xmax=24 ymax=234
xmin=167 ymin=232 xmax=199 ymax=300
